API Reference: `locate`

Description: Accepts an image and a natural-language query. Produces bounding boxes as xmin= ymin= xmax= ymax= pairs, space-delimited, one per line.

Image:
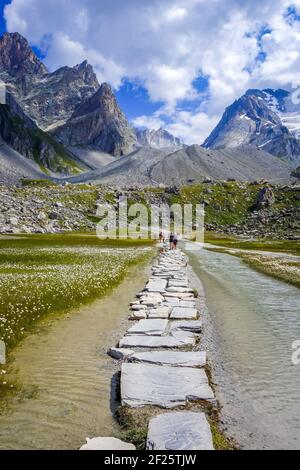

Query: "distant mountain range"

xmin=0 ymin=31 xmax=299 ymax=186
xmin=203 ymin=88 xmax=300 ymax=166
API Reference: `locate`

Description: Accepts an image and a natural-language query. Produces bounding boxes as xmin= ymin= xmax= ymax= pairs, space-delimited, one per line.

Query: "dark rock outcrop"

xmin=0 ymin=104 xmax=83 ymax=175
xmin=0 ymin=32 xmax=47 ymax=78
xmin=54 ymin=83 xmax=137 ymax=156
xmin=253 ymin=187 xmax=275 ymax=210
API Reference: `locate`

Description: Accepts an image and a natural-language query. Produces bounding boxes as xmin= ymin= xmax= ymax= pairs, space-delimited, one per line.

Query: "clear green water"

xmin=185 ymin=243 xmax=300 ymax=450
xmin=0 ymin=264 xmax=149 ymax=450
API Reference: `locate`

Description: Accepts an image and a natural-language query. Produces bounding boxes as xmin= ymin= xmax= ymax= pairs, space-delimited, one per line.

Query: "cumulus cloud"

xmin=4 ymin=0 xmax=300 ymax=143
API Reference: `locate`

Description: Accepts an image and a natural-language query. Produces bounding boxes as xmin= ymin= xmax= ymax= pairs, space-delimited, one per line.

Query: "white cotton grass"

xmin=0 ymin=241 xmax=153 ymax=350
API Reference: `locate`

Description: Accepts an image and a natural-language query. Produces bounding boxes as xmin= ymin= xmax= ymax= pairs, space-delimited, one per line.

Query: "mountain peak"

xmin=71 ymin=60 xmax=99 ymax=89
xmin=71 ymin=82 xmax=114 ymax=119
xmin=54 ymin=83 xmax=137 ymax=156
xmin=135 ymin=127 xmax=183 ymax=149
xmin=203 ymin=87 xmax=300 ymax=165
xmin=0 ymin=31 xmax=48 ymax=77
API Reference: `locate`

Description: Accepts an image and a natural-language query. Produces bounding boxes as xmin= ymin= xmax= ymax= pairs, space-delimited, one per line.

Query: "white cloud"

xmin=4 ymin=0 xmax=300 ymax=144
xmin=133 ymin=114 xmax=165 ymax=130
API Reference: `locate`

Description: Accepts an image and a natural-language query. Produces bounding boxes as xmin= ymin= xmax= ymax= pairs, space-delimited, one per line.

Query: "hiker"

xmin=159 ymin=231 xmax=163 ymax=243
xmin=169 ymin=232 xmax=174 ymax=250
xmin=173 ymin=232 xmax=178 ymax=249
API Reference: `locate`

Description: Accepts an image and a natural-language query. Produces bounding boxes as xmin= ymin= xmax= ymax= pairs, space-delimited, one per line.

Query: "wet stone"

xmin=119 ymin=330 xmax=197 ymax=349
xmin=127 ymin=319 xmax=169 ymax=336
xmin=128 ymin=351 xmax=206 ymax=368
xmin=147 ymin=307 xmax=171 ymax=319
xmin=169 ymin=320 xmax=202 ymax=333
xmin=146 ymin=412 xmax=214 ymax=450
xmin=170 ymin=307 xmax=199 ymax=320
xmin=121 ymin=363 xmax=214 ymax=408
xmin=108 ymin=348 xmax=135 ymax=360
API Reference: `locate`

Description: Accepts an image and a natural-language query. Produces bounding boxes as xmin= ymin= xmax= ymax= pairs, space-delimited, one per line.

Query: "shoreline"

xmin=0 ymin=260 xmax=154 ymax=450
xmin=102 ymin=245 xmax=235 ymax=451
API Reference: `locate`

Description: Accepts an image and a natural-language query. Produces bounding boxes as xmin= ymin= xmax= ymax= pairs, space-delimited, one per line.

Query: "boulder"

xmin=108 ymin=348 xmax=135 ymax=360
xmin=254 ymin=187 xmax=275 ymax=210
xmin=80 ymin=437 xmax=136 ymax=451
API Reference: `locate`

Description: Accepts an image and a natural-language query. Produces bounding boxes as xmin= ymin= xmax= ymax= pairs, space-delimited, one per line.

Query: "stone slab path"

xmin=106 ymin=246 xmax=215 ymax=450
xmin=147 ymin=412 xmax=214 ymax=450
xmin=121 ymin=363 xmax=214 ymax=408
xmin=128 ymin=351 xmax=207 ymax=368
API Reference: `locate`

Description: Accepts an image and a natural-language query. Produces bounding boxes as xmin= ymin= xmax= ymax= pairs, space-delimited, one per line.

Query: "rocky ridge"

xmin=135 ymin=127 xmax=183 ymax=150
xmin=53 ymin=83 xmax=137 ymax=156
xmin=0 ymin=181 xmax=299 ymax=239
xmin=203 ymin=89 xmax=300 ymax=166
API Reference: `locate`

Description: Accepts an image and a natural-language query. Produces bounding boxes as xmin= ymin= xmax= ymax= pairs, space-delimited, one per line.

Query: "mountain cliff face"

xmin=53 ymin=83 xmax=137 ymax=156
xmin=0 ymin=32 xmax=47 ymax=78
xmin=135 ymin=127 xmax=183 ymax=149
xmin=203 ymin=89 xmax=300 ymax=165
xmin=0 ymin=104 xmax=83 ymax=175
xmin=17 ymin=60 xmax=100 ymax=130
xmin=0 ymin=32 xmax=139 ymax=173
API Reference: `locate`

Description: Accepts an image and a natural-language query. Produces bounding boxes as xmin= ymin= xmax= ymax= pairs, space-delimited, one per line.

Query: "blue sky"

xmin=1 ymin=0 xmax=300 ymax=143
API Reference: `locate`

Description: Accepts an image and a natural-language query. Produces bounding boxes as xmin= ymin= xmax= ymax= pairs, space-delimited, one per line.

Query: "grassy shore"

xmin=0 ymin=234 xmax=155 ymax=352
xmin=205 ymin=232 xmax=300 ymax=288
xmin=205 ymin=232 xmax=300 ymax=255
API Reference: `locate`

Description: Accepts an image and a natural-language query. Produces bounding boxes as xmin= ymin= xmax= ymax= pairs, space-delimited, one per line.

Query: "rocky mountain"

xmin=53 ymin=83 xmax=137 ymax=156
xmin=65 ymin=144 xmax=292 ymax=187
xmin=0 ymin=31 xmax=138 ymax=176
xmin=203 ymin=89 xmax=300 ymax=166
xmin=0 ymin=32 xmax=47 ymax=78
xmin=135 ymin=127 xmax=183 ymax=149
xmin=0 ymin=103 xmax=84 ymax=175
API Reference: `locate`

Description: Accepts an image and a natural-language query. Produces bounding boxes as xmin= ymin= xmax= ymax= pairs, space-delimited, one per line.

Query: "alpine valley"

xmin=0 ymin=31 xmax=299 ymax=185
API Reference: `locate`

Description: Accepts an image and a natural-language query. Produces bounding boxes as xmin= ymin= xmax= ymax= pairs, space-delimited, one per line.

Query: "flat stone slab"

xmin=180 ymin=301 xmax=196 ymax=308
xmin=80 ymin=437 xmax=136 ymax=451
xmin=163 ymin=298 xmax=180 ymax=306
xmin=147 ymin=307 xmax=171 ymax=319
xmin=146 ymin=412 xmax=214 ymax=450
xmin=166 ymin=287 xmax=193 ymax=293
xmin=164 ymin=293 xmax=194 ymax=299
xmin=121 ymin=363 xmax=214 ymax=408
xmin=127 ymin=319 xmax=169 ymax=336
xmin=145 ymin=280 xmax=167 ymax=292
xmin=128 ymin=351 xmax=206 ymax=368
xmin=108 ymin=348 xmax=135 ymax=360
xmin=170 ymin=320 xmax=202 ymax=333
xmin=168 ymin=281 xmax=189 ymax=288
xmin=119 ymin=330 xmax=197 ymax=349
xmin=170 ymin=307 xmax=198 ymax=319
xmin=130 ymin=304 xmax=147 ymax=311
xmin=129 ymin=311 xmax=148 ymax=320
